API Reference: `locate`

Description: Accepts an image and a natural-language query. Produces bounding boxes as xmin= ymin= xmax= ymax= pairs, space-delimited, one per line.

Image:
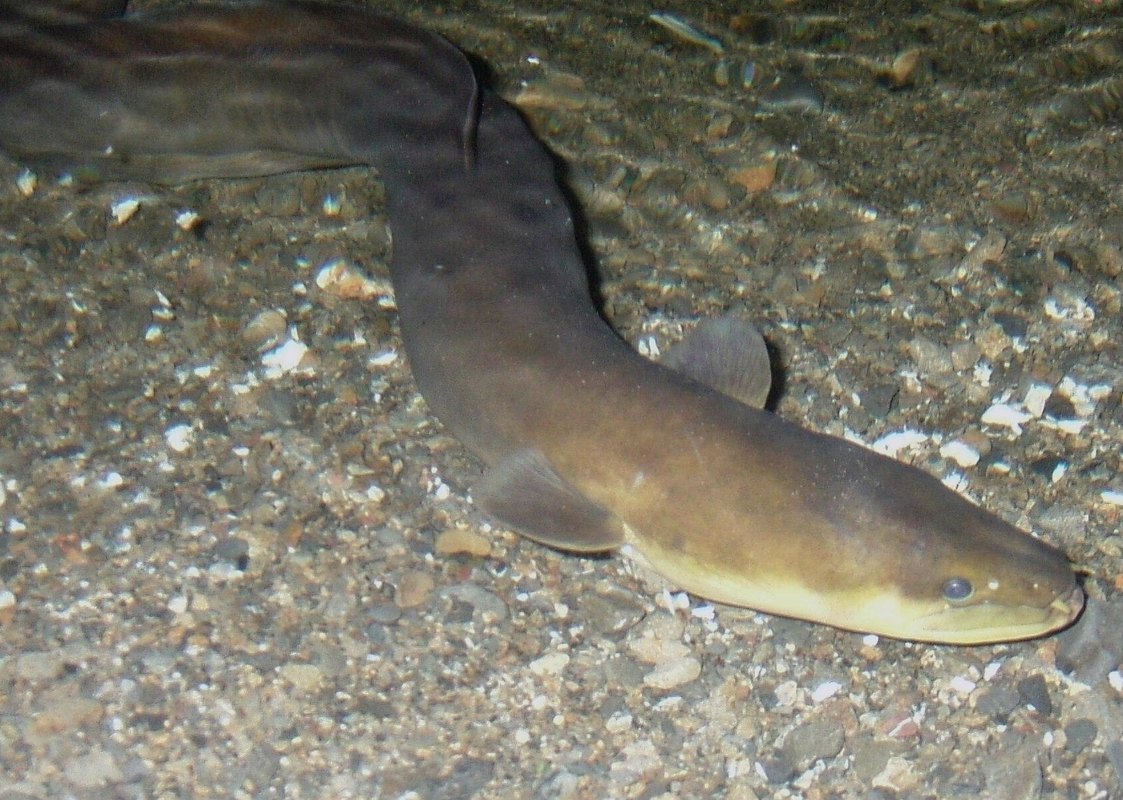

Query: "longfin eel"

xmin=0 ymin=2 xmax=1084 ymax=644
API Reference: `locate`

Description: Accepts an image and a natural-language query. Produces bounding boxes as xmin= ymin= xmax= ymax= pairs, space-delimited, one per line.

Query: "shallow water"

xmin=0 ymin=0 xmax=1120 ymax=797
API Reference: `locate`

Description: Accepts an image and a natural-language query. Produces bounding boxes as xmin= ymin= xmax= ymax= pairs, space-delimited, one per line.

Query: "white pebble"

xmin=812 ymin=681 xmax=842 ymax=703
xmin=164 ymin=423 xmax=195 ymax=453
xmin=0 ymin=588 xmax=15 ymax=610
xmin=950 ymin=675 xmax=976 ymax=694
xmin=940 ymin=439 xmax=980 ymax=468
xmin=175 ymin=209 xmax=201 ymax=230
xmin=15 ymin=169 xmax=36 ymax=196
xmin=109 ymin=196 xmax=141 ymax=225
xmin=873 ymin=429 xmax=928 ymax=457
xmin=261 ymin=335 xmax=309 ymax=376
xmin=528 ymin=652 xmax=569 ymax=677
xmin=1023 ymin=383 xmax=1052 ymax=418
xmin=368 ymin=349 xmax=398 ymax=367
xmin=643 ymin=656 xmax=701 ymax=689
xmin=605 ymin=712 xmax=634 ymax=733
xmin=981 ymin=403 xmax=1032 ymax=436
xmin=167 ymin=595 xmax=189 ymax=614
xmin=98 ymin=471 xmax=124 ymax=489
xmin=690 ymin=603 xmax=716 ymax=621
xmin=774 ymin=680 xmax=800 ymax=707
xmin=1100 ymin=490 xmax=1123 ymax=506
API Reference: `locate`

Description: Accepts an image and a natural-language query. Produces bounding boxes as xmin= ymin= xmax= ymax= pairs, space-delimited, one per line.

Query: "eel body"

xmin=0 ymin=2 xmax=1084 ymax=643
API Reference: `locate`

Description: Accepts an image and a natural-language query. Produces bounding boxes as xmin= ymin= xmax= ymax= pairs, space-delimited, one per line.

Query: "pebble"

xmin=64 ymin=748 xmax=124 ymax=788
xmin=940 ymin=439 xmax=981 ymax=468
xmin=582 ymin=589 xmax=646 ymax=637
xmin=434 ymin=528 xmax=491 ymax=557
xmin=908 ymin=335 xmax=954 ymax=376
xmin=528 ymin=651 xmax=570 ymax=677
xmin=759 ymin=72 xmax=825 ymax=113
xmin=782 ymin=719 xmax=846 ymax=770
xmin=15 ymin=650 xmax=65 ymax=681
xmin=872 ymin=756 xmax=920 ymax=793
xmin=314 ymin=257 xmax=392 ymax=302
xmin=164 ymin=422 xmax=195 ymax=453
xmin=242 ymin=308 xmax=288 ymax=353
xmin=279 ymin=663 xmax=324 ymax=693
xmin=395 ymin=570 xmax=434 ymax=608
xmin=368 ymin=602 xmax=402 ymax=625
xmin=1017 ymin=675 xmax=1053 ymax=715
xmin=981 ymin=734 xmax=1043 ymax=800
xmin=726 ymin=160 xmax=777 ymax=193
xmin=627 ymin=616 xmax=689 ymax=664
xmin=973 ymin=684 xmax=1020 ymax=717
xmin=513 ymin=71 xmax=591 ymax=111
xmin=1056 ymin=597 xmax=1123 ymax=684
xmin=439 ymin=582 xmax=509 ymax=622
xmin=32 ymin=697 xmax=105 ymax=735
xmin=642 ymin=655 xmax=701 ymax=689
xmin=1064 ymin=719 xmax=1098 ymax=753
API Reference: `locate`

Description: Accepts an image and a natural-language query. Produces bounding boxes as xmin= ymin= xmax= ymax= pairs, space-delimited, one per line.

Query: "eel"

xmin=0 ymin=1 xmax=1084 ymax=643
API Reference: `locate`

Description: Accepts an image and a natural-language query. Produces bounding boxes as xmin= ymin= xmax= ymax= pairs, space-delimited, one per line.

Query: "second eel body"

xmin=0 ymin=1 xmax=1083 ymax=643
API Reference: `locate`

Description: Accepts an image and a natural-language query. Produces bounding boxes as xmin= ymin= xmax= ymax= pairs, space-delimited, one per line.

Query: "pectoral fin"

xmin=661 ymin=314 xmax=772 ymax=409
xmin=474 ymin=449 xmax=625 ymax=552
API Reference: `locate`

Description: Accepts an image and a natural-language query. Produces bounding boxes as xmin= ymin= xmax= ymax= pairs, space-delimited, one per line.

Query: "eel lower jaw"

xmin=912 ymin=586 xmax=1085 ymax=645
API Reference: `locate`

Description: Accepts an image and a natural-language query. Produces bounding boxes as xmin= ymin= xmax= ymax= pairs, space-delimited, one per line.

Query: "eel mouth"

xmin=915 ymin=585 xmax=1085 ymax=644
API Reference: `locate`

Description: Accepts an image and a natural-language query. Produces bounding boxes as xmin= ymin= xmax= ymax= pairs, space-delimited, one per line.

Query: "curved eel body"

xmin=0 ymin=2 xmax=1083 ymax=643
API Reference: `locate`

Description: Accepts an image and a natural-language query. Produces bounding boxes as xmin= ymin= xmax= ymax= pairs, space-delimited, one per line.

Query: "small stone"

xmin=242 ymin=309 xmax=288 ymax=353
xmin=643 ymin=655 xmax=701 ymax=689
xmin=314 ymin=257 xmax=392 ymax=302
xmin=887 ymin=47 xmax=928 ymax=87
xmin=629 ymin=634 xmax=690 ymax=665
xmin=435 ymin=528 xmax=491 ymax=557
xmin=528 ymin=651 xmax=570 ymax=677
xmin=974 ymin=684 xmax=1020 ymax=717
xmin=940 ymin=439 xmax=981 ymax=468
xmin=368 ymin=602 xmax=402 ymax=624
xmin=396 ymin=570 xmax=434 ymax=608
xmin=109 ymin=196 xmax=141 ymax=226
xmin=1017 ymin=675 xmax=1052 ymax=715
xmin=279 ymin=663 xmax=324 ymax=693
xmin=759 ymin=750 xmax=797 ymax=784
xmin=164 ymin=422 xmax=195 ymax=453
xmin=15 ymin=650 xmax=64 ymax=681
xmin=872 ymin=755 xmax=921 ymax=792
xmin=783 ymin=719 xmax=846 ymax=770
xmin=1064 ymin=719 xmax=1098 ymax=753
xmin=726 ymin=160 xmax=776 ymax=193
xmin=64 ymin=748 xmax=123 ymax=788
xmin=33 ymin=697 xmax=105 ymax=734
xmin=513 ymin=71 xmax=590 ymax=111
xmin=582 ymin=590 xmax=646 ymax=637
xmin=439 ymin=583 xmax=508 ymax=622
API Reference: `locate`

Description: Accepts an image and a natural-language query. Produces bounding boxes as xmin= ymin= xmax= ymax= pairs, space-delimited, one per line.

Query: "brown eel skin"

xmin=0 ymin=1 xmax=1084 ymax=643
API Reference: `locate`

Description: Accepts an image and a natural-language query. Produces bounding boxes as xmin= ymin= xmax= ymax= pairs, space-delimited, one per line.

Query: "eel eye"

xmin=942 ymin=577 xmax=974 ymax=601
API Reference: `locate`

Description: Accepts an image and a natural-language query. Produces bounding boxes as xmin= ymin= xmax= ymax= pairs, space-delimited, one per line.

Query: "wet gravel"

xmin=1 ymin=0 xmax=1122 ymax=798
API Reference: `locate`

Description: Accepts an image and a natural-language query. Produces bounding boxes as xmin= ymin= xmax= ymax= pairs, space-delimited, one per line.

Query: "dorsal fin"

xmin=661 ymin=314 xmax=772 ymax=408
